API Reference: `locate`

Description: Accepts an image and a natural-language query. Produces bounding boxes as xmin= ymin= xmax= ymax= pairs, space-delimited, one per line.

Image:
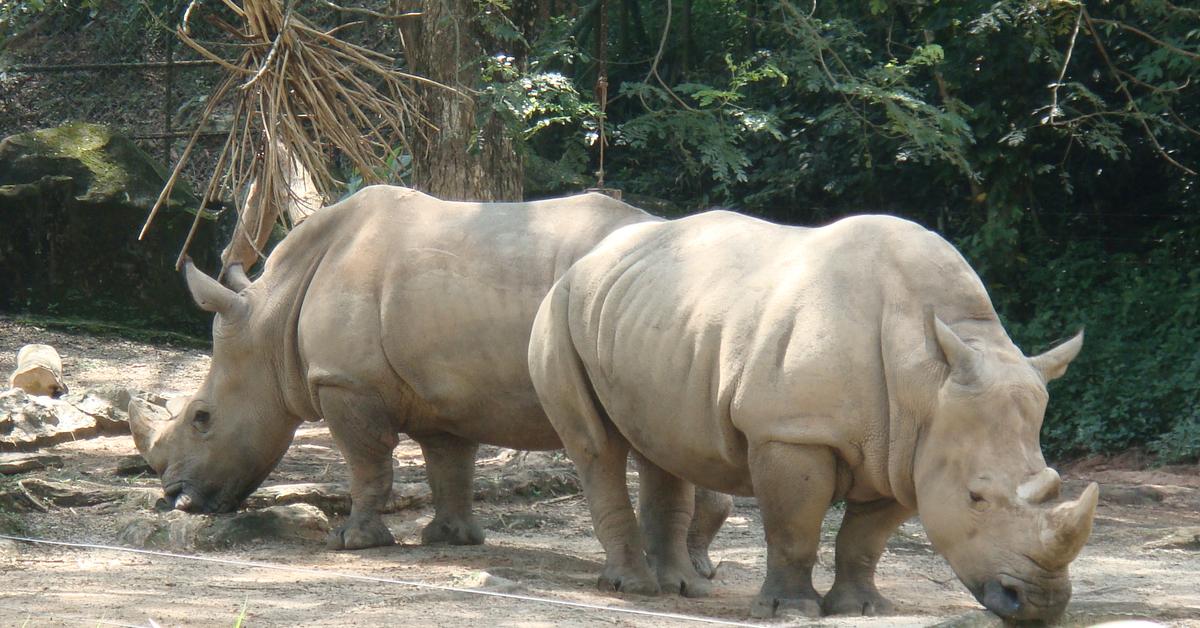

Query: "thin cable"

xmin=0 ymin=534 xmax=765 ymax=628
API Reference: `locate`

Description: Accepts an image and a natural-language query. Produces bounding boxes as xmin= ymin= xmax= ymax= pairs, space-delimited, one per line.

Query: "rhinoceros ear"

xmin=184 ymin=258 xmax=248 ymax=319
xmin=1029 ymin=330 xmax=1084 ymax=382
xmin=932 ymin=316 xmax=980 ymax=384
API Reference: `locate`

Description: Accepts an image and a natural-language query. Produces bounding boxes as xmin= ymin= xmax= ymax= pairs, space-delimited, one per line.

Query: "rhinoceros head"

xmin=913 ymin=317 xmax=1095 ymax=622
xmin=131 ymin=261 xmax=300 ymax=514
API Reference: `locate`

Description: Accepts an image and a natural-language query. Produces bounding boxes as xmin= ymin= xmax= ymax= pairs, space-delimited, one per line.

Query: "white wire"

xmin=0 ymin=534 xmax=766 ymax=627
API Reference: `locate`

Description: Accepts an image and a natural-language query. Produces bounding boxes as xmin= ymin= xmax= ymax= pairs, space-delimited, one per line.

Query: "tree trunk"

xmin=407 ymin=0 xmax=523 ymax=201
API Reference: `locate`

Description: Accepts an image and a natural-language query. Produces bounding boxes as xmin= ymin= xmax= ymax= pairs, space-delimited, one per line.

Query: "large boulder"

xmin=0 ymin=123 xmax=229 ymax=334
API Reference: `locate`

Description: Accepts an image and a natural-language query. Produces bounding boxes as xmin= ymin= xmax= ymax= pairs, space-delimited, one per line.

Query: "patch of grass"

xmin=233 ymin=598 xmax=249 ymax=628
xmin=10 ymin=314 xmax=209 ymax=349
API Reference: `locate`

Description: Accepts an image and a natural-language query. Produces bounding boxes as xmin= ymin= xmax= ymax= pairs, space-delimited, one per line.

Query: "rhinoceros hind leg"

xmin=578 ymin=436 xmax=660 ymax=596
xmin=822 ymin=499 xmax=912 ymax=616
xmin=748 ymin=442 xmax=835 ymax=619
xmin=318 ymin=386 xmax=400 ymax=551
xmin=528 ymin=283 xmax=658 ymax=597
xmin=415 ymin=433 xmax=485 ymax=546
xmin=687 ymin=487 xmax=732 ymax=579
xmin=636 ymin=454 xmax=712 ymax=597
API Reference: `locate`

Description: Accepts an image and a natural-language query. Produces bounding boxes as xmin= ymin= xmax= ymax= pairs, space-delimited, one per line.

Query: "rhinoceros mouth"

xmin=971 ymin=572 xmax=1069 ymax=621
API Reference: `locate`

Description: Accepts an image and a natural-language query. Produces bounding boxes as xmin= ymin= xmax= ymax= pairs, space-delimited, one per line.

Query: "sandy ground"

xmin=1 ymin=317 xmax=1198 ymax=627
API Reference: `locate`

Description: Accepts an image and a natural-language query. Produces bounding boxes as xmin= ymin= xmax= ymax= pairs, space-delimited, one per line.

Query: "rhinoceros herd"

xmin=129 ymin=186 xmax=1096 ymax=622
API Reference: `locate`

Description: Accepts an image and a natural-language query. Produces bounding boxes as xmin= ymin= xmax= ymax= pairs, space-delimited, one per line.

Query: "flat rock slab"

xmin=1144 ymin=527 xmax=1200 ymax=551
xmin=245 ymin=481 xmax=431 ymax=516
xmin=1102 ymin=484 xmax=1166 ymax=506
xmin=0 ymin=388 xmax=131 ymax=451
xmin=0 ymin=478 xmax=159 ymax=512
xmin=118 ymin=504 xmax=330 ymax=551
xmin=0 ymin=453 xmax=63 ymax=474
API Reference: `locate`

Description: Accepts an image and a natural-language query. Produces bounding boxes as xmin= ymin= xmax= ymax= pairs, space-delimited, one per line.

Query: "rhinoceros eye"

xmin=192 ymin=409 xmax=212 ymax=432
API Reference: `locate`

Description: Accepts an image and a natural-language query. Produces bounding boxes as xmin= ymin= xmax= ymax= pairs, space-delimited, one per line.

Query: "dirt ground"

xmin=1 ymin=317 xmax=1198 ymax=627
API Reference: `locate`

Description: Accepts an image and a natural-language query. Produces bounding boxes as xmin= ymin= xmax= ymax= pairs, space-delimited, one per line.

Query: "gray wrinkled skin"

xmin=529 ymin=212 xmax=1097 ymax=620
xmin=132 ymin=186 xmax=732 ymax=564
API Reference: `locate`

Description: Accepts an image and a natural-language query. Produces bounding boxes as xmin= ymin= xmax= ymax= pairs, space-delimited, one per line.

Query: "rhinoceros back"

xmin=264 ymin=185 xmax=655 ymax=450
xmin=554 ymin=211 xmax=1002 ymax=496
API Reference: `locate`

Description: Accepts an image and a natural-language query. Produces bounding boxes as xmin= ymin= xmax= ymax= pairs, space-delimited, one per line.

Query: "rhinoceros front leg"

xmin=687 ymin=487 xmax=733 ymax=579
xmin=822 ymin=499 xmax=913 ymax=616
xmin=318 ymin=386 xmax=399 ymax=550
xmin=413 ymin=432 xmax=484 ymax=546
xmin=636 ymin=454 xmax=712 ymax=597
xmin=748 ymin=442 xmax=835 ymax=619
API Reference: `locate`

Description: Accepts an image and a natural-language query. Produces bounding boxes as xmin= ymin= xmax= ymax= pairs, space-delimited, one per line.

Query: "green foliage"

xmin=996 ymin=237 xmax=1200 ymax=461
xmin=481 ymin=0 xmax=1200 ymax=461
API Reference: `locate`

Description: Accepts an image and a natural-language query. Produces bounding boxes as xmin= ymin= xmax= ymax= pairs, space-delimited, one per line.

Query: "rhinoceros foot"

xmin=653 ymin=563 xmax=712 ymax=598
xmin=597 ymin=564 xmax=661 ymax=596
xmin=421 ymin=516 xmax=485 ymax=546
xmin=750 ymin=592 xmax=822 ymax=619
xmin=821 ymin=583 xmax=895 ymax=616
xmin=326 ymin=517 xmax=396 ymax=550
xmin=688 ymin=546 xmax=717 ymax=579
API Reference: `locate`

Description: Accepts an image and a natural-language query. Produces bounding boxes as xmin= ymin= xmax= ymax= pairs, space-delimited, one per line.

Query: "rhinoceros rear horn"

xmin=185 ymin=259 xmax=248 ymax=318
xmin=1029 ymin=330 xmax=1084 ymax=382
xmin=932 ymin=316 xmax=980 ymax=384
xmin=1035 ymin=482 xmax=1099 ymax=570
xmin=223 ymin=263 xmax=252 ymax=292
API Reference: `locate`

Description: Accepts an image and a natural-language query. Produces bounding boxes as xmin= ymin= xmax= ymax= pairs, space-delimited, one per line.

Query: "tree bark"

xmin=407 ymin=0 xmax=523 ymax=201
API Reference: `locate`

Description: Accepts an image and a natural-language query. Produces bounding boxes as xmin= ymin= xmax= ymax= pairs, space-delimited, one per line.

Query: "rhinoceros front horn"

xmin=1034 ymin=482 xmax=1099 ymax=570
xmin=129 ymin=399 xmax=171 ymax=474
xmin=185 ymin=258 xmax=248 ymax=318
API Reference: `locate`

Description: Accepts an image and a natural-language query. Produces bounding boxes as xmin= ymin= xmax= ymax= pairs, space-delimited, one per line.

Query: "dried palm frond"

xmin=140 ymin=0 xmax=454 ymax=269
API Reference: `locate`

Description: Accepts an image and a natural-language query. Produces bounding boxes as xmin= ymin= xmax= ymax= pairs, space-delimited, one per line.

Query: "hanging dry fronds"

xmin=140 ymin=0 xmax=454 ymax=269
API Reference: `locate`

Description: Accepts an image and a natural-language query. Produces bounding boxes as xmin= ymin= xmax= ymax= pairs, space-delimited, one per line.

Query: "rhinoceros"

xmin=130 ymin=185 xmax=732 ymax=568
xmin=528 ymin=211 xmax=1098 ymax=621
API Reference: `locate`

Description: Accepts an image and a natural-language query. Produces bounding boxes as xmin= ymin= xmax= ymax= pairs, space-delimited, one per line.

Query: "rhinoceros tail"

xmin=529 ymin=276 xmax=614 ymax=456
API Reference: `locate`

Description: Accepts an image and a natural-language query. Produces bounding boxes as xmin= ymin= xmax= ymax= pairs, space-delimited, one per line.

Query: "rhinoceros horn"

xmin=933 ymin=316 xmax=981 ymax=383
xmin=1033 ymin=482 xmax=1099 ymax=570
xmin=1017 ymin=467 xmax=1062 ymax=504
xmin=185 ymin=259 xmax=248 ymax=318
xmin=128 ymin=399 xmax=172 ymax=474
xmin=224 ymin=263 xmax=252 ymax=292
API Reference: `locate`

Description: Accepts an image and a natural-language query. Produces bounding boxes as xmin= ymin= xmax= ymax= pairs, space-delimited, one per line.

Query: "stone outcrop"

xmin=0 ymin=122 xmax=230 ymax=334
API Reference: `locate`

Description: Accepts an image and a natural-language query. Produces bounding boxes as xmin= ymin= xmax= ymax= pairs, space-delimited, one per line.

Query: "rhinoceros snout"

xmin=979 ymin=579 xmax=1021 ymax=617
xmin=975 ymin=575 xmax=1068 ymax=622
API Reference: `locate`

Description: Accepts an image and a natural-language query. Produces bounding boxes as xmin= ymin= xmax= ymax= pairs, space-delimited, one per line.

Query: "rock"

xmin=245 ymin=483 xmax=352 ymax=515
xmin=0 ymin=388 xmax=131 ymax=451
xmin=456 ymin=570 xmax=523 ymax=593
xmin=117 ymin=510 xmax=208 ymax=550
xmin=0 ymin=453 xmax=63 ymax=474
xmin=197 ymin=504 xmax=330 ymax=549
xmin=0 ymin=388 xmax=98 ymax=451
xmin=0 ymin=483 xmax=48 ymax=513
xmin=115 ymin=454 xmax=156 ymax=476
xmin=117 ymin=505 xmax=331 ymax=551
xmin=246 ymin=481 xmax=431 ymax=516
xmin=0 ymin=122 xmax=231 ymax=335
xmin=1101 ymin=485 xmax=1166 ymax=506
xmin=1144 ymin=527 xmax=1200 ymax=551
xmin=17 ymin=478 xmax=157 ymax=508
